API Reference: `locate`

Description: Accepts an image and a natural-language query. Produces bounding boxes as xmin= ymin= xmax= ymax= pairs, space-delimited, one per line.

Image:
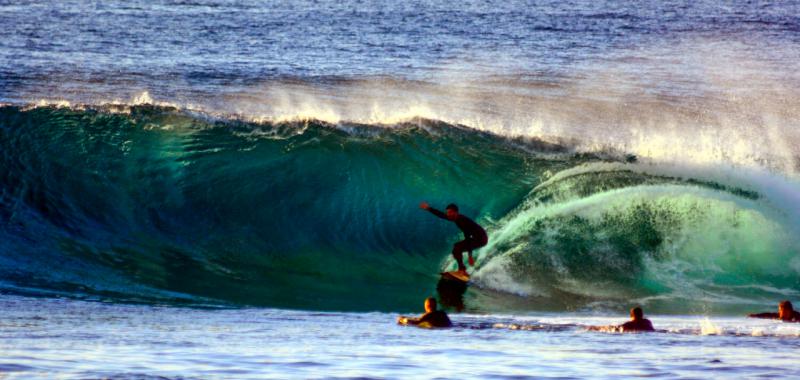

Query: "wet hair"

xmin=445 ymin=203 xmax=459 ymax=212
xmin=425 ymin=297 xmax=437 ymax=310
xmin=632 ymin=307 xmax=643 ymax=319
xmin=780 ymin=300 xmax=793 ymax=311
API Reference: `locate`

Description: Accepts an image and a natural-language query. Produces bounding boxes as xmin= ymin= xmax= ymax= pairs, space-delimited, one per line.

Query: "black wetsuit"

xmin=620 ymin=318 xmax=655 ymax=332
xmin=749 ymin=311 xmax=800 ymax=322
xmin=413 ymin=310 xmax=452 ymax=328
xmin=428 ymin=208 xmax=488 ymax=271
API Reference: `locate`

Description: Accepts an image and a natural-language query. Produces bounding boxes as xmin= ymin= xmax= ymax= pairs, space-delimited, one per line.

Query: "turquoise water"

xmin=2 ymin=105 xmax=799 ymax=313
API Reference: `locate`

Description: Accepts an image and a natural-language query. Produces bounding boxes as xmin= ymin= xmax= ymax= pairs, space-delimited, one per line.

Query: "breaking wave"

xmin=0 ymin=103 xmax=799 ymax=312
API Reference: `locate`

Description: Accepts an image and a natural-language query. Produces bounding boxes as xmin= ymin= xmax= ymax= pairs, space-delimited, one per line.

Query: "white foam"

xmin=700 ymin=317 xmax=723 ymax=335
xmin=472 ymin=180 xmax=800 ymax=302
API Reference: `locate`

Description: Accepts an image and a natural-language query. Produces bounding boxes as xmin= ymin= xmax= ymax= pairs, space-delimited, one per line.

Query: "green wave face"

xmin=0 ymin=105 xmax=550 ymax=310
xmin=1 ymin=105 xmax=798 ymax=312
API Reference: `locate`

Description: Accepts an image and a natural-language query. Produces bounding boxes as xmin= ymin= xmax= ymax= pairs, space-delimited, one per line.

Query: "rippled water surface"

xmin=0 ymin=296 xmax=799 ymax=379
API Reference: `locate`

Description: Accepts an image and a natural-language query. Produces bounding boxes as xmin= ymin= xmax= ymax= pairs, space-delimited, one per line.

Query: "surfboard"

xmin=440 ymin=271 xmax=470 ymax=282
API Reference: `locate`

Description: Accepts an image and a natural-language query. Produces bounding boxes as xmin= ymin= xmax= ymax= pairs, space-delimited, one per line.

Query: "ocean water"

xmin=1 ymin=295 xmax=799 ymax=379
xmin=2 ymin=0 xmax=800 ymax=378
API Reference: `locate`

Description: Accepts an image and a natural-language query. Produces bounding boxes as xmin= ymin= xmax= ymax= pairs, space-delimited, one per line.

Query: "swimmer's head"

xmin=779 ymin=300 xmax=794 ymax=319
xmin=445 ymin=204 xmax=459 ymax=220
xmin=425 ymin=297 xmax=437 ymax=313
xmin=631 ymin=307 xmax=644 ymax=320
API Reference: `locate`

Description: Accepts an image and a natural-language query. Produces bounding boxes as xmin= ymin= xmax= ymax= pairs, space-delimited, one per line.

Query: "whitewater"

xmin=2 ymin=0 xmax=800 ymax=378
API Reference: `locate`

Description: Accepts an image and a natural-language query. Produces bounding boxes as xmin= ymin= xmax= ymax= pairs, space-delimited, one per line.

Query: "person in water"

xmin=748 ymin=300 xmax=800 ymax=322
xmin=420 ymin=202 xmax=487 ymax=276
xmin=397 ymin=297 xmax=452 ymax=328
xmin=588 ymin=307 xmax=655 ymax=333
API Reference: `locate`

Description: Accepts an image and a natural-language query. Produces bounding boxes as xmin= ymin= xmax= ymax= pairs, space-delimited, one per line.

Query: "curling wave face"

xmin=1 ymin=104 xmax=799 ymax=312
xmin=470 ymin=164 xmax=800 ymax=313
xmin=0 ymin=105 xmax=553 ymax=310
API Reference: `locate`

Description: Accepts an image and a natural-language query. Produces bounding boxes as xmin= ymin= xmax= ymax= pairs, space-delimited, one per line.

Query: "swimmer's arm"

xmin=397 ymin=316 xmax=421 ymax=325
xmin=586 ymin=325 xmax=621 ymax=333
xmin=416 ymin=312 xmax=438 ymax=325
xmin=747 ymin=312 xmax=779 ymax=319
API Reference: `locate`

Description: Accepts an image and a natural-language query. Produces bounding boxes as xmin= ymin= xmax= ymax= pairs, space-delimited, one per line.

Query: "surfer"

xmin=397 ymin=297 xmax=452 ymax=328
xmin=748 ymin=300 xmax=800 ymax=322
xmin=420 ymin=202 xmax=487 ymax=276
xmin=588 ymin=307 xmax=655 ymax=333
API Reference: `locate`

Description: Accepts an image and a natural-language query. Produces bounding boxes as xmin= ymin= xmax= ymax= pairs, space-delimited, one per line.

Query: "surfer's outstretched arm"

xmin=420 ymin=202 xmax=448 ymax=220
xmin=397 ymin=316 xmax=421 ymax=325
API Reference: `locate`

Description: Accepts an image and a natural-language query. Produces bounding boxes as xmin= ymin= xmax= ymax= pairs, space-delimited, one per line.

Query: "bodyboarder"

xmin=748 ymin=300 xmax=800 ymax=322
xmin=587 ymin=307 xmax=656 ymax=333
xmin=397 ymin=297 xmax=452 ymax=328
